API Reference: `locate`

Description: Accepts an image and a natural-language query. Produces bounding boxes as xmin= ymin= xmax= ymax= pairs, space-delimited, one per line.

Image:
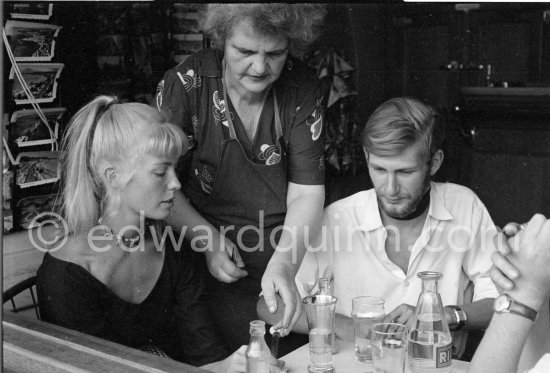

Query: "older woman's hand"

xmin=261 ymin=261 xmax=303 ymax=336
xmin=204 ymin=235 xmax=248 ymax=283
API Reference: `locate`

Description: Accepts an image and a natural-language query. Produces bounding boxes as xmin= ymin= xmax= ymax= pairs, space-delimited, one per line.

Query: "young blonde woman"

xmin=36 ymin=96 xmax=284 ymax=372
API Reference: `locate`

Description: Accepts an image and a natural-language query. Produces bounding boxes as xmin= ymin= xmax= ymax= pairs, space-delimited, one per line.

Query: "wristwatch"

xmin=493 ymin=294 xmax=538 ymax=322
xmin=447 ymin=305 xmax=467 ymax=331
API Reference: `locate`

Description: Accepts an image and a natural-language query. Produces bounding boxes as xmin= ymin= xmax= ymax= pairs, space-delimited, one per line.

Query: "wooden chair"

xmin=3 ymin=275 xmax=41 ymax=320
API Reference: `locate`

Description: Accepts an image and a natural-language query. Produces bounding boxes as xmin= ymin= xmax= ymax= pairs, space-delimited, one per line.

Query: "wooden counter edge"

xmin=3 ymin=312 xmax=212 ymax=373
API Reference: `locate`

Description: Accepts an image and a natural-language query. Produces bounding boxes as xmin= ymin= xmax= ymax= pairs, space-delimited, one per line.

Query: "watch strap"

xmin=506 ymin=296 xmax=538 ymax=322
xmin=447 ymin=305 xmax=467 ymax=331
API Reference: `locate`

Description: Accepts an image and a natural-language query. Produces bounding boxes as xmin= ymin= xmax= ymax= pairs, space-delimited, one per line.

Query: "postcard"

xmin=10 ymin=108 xmax=65 ymax=147
xmin=16 ymin=194 xmax=62 ymax=229
xmin=9 ymin=3 xmax=53 ymax=20
xmin=15 ymin=151 xmax=60 ymax=188
xmin=5 ymin=20 xmax=62 ymax=61
xmin=9 ymin=63 xmax=64 ymax=104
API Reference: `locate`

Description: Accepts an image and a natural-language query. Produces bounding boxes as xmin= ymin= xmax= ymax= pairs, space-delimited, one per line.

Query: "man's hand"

xmin=261 ymin=261 xmax=303 ymax=336
xmin=204 ymin=235 xmax=247 ymax=283
xmin=335 ymin=314 xmax=355 ymax=341
xmin=504 ymin=214 xmax=550 ymax=309
xmin=384 ymin=304 xmax=415 ymax=329
xmin=489 ymin=222 xmax=523 ymax=292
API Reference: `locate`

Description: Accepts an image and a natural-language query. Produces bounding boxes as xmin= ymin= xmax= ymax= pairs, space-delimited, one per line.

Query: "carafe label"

xmin=436 ymin=344 xmax=452 ymax=368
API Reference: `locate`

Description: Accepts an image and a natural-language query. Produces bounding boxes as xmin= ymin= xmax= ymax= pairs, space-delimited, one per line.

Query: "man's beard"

xmin=378 ymin=178 xmax=431 ymax=220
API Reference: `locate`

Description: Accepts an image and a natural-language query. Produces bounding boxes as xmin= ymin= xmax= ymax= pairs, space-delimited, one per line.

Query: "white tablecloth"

xmin=282 ymin=340 xmax=469 ymax=373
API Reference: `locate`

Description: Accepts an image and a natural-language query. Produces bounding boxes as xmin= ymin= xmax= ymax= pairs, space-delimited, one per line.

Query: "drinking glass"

xmin=351 ymin=296 xmax=385 ymax=363
xmin=371 ymin=323 xmax=408 ymax=373
xmin=303 ymin=294 xmax=338 ymax=373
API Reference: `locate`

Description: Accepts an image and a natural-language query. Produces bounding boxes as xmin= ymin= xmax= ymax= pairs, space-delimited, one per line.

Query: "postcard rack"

xmin=3 ymin=2 xmax=64 ymax=232
xmin=2 ymin=2 xmax=208 ymax=233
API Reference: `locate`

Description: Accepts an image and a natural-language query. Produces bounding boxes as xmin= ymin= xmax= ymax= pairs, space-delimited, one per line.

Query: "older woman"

xmin=156 ymin=4 xmax=327 ymax=351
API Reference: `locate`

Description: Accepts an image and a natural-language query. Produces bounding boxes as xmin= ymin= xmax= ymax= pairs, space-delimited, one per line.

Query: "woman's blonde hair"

xmin=62 ymin=95 xmax=186 ymax=234
xmin=202 ymin=4 xmax=326 ymax=57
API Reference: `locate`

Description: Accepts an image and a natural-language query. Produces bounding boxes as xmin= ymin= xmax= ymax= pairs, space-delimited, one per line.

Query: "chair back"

xmin=3 ymin=275 xmax=41 ymax=319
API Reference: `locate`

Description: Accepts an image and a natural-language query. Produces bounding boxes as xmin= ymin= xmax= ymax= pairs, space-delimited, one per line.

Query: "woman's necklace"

xmin=97 ymin=218 xmax=143 ymax=249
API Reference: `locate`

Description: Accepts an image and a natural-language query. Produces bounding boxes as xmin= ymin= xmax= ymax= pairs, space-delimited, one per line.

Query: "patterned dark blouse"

xmin=155 ymin=49 xmax=326 ymax=201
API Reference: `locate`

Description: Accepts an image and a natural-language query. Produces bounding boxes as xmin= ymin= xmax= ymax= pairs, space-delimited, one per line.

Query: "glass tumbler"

xmin=371 ymin=323 xmax=408 ymax=373
xmin=303 ymin=294 xmax=338 ymax=373
xmin=351 ymin=296 xmax=385 ymax=363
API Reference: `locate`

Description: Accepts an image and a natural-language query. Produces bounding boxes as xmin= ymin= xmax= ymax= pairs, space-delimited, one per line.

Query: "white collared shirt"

xmin=296 ymin=182 xmax=499 ymax=356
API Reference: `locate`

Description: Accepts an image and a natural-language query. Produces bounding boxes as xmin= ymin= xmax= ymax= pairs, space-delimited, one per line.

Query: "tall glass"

xmin=351 ymin=296 xmax=385 ymax=363
xmin=318 ymin=277 xmax=338 ymax=354
xmin=371 ymin=323 xmax=408 ymax=373
xmin=303 ymin=294 xmax=338 ymax=373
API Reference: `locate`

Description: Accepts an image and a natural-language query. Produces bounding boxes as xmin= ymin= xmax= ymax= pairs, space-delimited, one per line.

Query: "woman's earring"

xmin=286 ymin=59 xmax=294 ymax=71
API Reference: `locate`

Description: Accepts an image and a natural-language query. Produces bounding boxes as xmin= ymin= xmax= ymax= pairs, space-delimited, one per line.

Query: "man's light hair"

xmin=362 ymin=97 xmax=445 ymax=158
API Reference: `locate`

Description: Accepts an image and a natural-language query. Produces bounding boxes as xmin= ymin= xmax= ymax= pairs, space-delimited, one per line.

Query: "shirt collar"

xmin=360 ymin=182 xmax=453 ymax=231
xmin=360 ymin=193 xmax=384 ymax=232
xmin=427 ymin=182 xmax=454 ymax=221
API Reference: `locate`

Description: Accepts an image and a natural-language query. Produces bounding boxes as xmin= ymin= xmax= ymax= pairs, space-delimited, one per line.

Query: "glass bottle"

xmin=246 ymin=320 xmax=271 ymax=373
xmin=319 ymin=277 xmax=338 ymax=354
xmin=408 ymin=271 xmax=453 ymax=373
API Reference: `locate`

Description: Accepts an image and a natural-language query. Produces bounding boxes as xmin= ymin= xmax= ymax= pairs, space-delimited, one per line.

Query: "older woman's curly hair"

xmin=202 ymin=4 xmax=327 ymax=57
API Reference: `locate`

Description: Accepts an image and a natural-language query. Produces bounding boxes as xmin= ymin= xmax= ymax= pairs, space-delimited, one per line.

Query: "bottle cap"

xmin=249 ymin=320 xmax=266 ymax=335
xmin=417 ymin=271 xmax=443 ymax=280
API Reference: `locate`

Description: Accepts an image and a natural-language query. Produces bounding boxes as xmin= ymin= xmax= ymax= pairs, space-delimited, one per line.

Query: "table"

xmin=282 ymin=340 xmax=469 ymax=373
xmin=3 ymin=312 xmax=208 ymax=373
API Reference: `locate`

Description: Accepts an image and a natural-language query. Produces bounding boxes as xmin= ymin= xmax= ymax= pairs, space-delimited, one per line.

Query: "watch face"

xmin=494 ymin=294 xmax=511 ymax=312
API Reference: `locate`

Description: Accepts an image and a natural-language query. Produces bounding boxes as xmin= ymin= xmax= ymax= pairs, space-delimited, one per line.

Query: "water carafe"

xmin=408 ymin=271 xmax=452 ymax=373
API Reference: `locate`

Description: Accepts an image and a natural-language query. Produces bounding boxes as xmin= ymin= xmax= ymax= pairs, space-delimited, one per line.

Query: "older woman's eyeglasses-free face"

xmin=224 ymin=20 xmax=289 ymax=96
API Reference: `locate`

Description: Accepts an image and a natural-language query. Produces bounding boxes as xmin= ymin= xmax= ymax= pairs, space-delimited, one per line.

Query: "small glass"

xmin=351 ymin=296 xmax=385 ymax=363
xmin=371 ymin=323 xmax=408 ymax=373
xmin=303 ymin=294 xmax=338 ymax=373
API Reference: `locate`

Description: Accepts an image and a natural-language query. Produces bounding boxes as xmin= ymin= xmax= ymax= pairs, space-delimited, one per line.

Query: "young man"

xmin=259 ymin=97 xmax=498 ymax=358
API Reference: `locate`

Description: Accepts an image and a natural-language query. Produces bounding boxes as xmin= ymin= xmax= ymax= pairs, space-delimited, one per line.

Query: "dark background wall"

xmin=3 ymin=2 xmax=550 ymax=228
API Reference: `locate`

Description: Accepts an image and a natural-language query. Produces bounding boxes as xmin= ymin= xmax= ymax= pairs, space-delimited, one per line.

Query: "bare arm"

xmin=384 ymin=298 xmax=494 ymax=332
xmin=166 ymin=189 xmax=247 ymax=282
xmin=261 ymin=182 xmax=324 ymax=333
xmin=470 ymin=214 xmax=550 ymax=373
xmin=470 ymin=312 xmax=533 ymax=373
xmin=444 ymin=298 xmax=494 ymax=331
